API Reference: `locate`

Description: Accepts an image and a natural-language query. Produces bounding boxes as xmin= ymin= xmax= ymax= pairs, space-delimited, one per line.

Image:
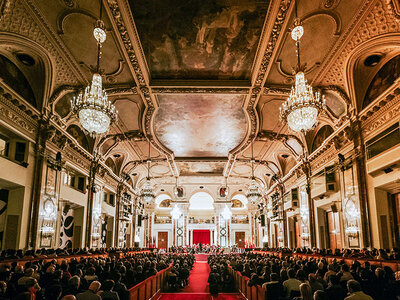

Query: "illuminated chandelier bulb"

xmin=279 ymin=21 xmax=325 ymax=133
xmin=246 ymin=179 xmax=262 ymax=203
xmin=291 ymin=19 xmax=304 ymax=41
xmin=71 ymin=16 xmax=118 ymax=136
xmin=170 ymin=204 xmax=182 ymax=220
xmin=94 ymin=20 xmax=106 ymax=44
xmin=140 ymin=178 xmax=155 ymax=203
xmin=221 ymin=204 xmax=232 ymax=220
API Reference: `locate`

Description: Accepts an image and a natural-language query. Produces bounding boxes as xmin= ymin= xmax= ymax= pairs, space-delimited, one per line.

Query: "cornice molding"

xmin=151 ymin=87 xmax=250 ymax=94
xmin=22 ymin=0 xmax=87 ymax=85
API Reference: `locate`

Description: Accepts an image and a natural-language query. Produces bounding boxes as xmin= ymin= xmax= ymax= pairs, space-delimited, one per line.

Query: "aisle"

xmin=180 ymin=256 xmax=210 ymax=293
xmin=158 ymin=254 xmax=244 ymax=300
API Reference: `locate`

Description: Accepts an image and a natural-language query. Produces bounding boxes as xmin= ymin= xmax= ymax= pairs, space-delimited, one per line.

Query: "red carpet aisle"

xmin=158 ymin=294 xmax=244 ymax=300
xmin=181 ymin=256 xmax=210 ymax=293
xmin=158 ymin=254 xmax=244 ymax=300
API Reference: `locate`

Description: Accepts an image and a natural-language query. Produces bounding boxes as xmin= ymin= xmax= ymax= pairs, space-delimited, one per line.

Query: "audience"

xmin=209 ymin=251 xmax=400 ymax=299
xmin=0 ymin=250 xmax=191 ymax=300
xmin=1 ymin=246 xmax=400 ymax=299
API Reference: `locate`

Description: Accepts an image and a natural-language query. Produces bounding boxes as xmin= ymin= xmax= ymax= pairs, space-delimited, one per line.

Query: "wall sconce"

xmin=93 ymin=206 xmax=102 ymax=221
xmin=301 ymin=232 xmax=310 ymax=240
xmin=344 ymin=197 xmax=360 ymax=222
xmin=40 ymin=196 xmax=57 ymax=221
xmin=300 ymin=207 xmax=309 ymax=223
xmin=40 ymin=225 xmax=55 ymax=237
xmin=170 ymin=204 xmax=182 ymax=220
xmin=345 ymin=225 xmax=359 ymax=238
xmin=134 ymin=234 xmax=140 ymax=242
xmin=91 ymin=232 xmax=101 ymax=239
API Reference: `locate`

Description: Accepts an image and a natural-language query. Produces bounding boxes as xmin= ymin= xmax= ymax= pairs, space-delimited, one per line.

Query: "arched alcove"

xmin=0 ymin=54 xmax=36 ymax=107
xmin=155 ymin=194 xmax=172 ymax=209
xmin=231 ymin=194 xmax=248 ymax=209
xmin=363 ymin=54 xmax=400 ymax=109
xmin=105 ymin=157 xmax=117 ymax=174
xmin=345 ymin=33 xmax=400 ymax=112
xmin=311 ymin=125 xmax=334 ymax=152
xmin=0 ymin=33 xmax=53 ymax=111
xmin=189 ymin=192 xmax=214 ymax=210
xmin=66 ymin=124 xmax=94 ymax=153
xmin=55 ymin=91 xmax=78 ymax=118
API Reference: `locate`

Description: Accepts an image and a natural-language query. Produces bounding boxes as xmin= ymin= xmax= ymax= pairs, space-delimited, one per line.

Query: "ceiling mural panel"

xmin=129 ymin=0 xmax=270 ymax=80
xmin=176 ymin=161 xmax=226 ymax=176
xmin=154 ymin=94 xmax=247 ymax=157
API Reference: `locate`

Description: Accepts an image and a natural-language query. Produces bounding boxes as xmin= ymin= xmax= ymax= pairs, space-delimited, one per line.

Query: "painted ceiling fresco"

xmin=129 ymin=0 xmax=270 ymax=80
xmin=154 ymin=94 xmax=247 ymax=157
xmin=176 ymin=161 xmax=226 ymax=176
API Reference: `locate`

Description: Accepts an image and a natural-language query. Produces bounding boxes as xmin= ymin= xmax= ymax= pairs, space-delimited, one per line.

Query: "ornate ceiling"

xmin=22 ymin=0 xmax=389 ymax=196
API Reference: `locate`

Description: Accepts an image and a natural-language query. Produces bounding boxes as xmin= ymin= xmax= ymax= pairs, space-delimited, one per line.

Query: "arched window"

xmin=189 ymin=192 xmax=214 ymax=210
xmin=311 ymin=125 xmax=334 ymax=153
xmin=363 ymin=55 xmax=400 ymax=108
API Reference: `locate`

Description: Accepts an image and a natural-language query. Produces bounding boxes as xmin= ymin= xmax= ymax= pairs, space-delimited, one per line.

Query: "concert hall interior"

xmin=1 ymin=0 xmax=400 ymax=299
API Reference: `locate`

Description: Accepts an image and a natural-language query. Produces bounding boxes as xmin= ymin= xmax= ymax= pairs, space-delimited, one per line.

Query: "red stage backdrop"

xmin=192 ymin=230 xmax=210 ymax=245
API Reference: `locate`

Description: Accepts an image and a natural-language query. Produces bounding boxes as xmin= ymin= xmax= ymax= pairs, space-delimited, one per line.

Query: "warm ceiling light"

xmin=70 ymin=1 xmax=117 ymax=136
xmin=140 ymin=140 xmax=155 ymax=202
xmin=246 ymin=140 xmax=262 ymax=203
xmin=221 ymin=204 xmax=232 ymax=220
xmin=170 ymin=204 xmax=182 ymax=220
xmin=279 ymin=19 xmax=325 ymax=133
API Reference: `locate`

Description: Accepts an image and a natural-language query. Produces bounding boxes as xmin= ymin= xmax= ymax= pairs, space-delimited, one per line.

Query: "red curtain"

xmin=193 ymin=230 xmax=210 ymax=245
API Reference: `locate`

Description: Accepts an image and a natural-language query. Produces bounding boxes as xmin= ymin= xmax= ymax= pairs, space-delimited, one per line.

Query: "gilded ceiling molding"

xmin=301 ymin=10 xmax=342 ymax=36
xmin=106 ymin=0 xmax=146 ymax=86
xmin=0 ymin=0 xmax=9 ymax=20
xmin=264 ymin=86 xmax=291 ymax=95
xmin=106 ymin=86 xmax=138 ymax=95
xmin=315 ymin=0 xmax=393 ymax=89
xmin=0 ymin=92 xmax=38 ymax=140
xmin=225 ymin=0 xmax=293 ymax=176
xmin=386 ymin=0 xmax=400 ymax=21
xmin=257 ymin=130 xmax=303 ymax=158
xmin=361 ymin=87 xmax=400 ymax=136
xmin=106 ymin=0 xmax=179 ymax=177
xmin=57 ymin=9 xmax=97 ymax=34
xmin=254 ymin=0 xmax=293 ymax=88
xmin=48 ymin=85 xmax=79 ymax=105
xmin=59 ymin=0 xmax=74 ymax=8
xmin=151 ymin=88 xmax=250 ymax=94
xmin=321 ymin=0 xmax=341 ymax=10
xmin=21 ymin=0 xmax=87 ymax=86
xmin=276 ymin=60 xmax=321 ymax=78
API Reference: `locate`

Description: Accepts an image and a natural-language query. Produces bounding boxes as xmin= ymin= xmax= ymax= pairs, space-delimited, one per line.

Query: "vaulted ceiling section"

xmin=36 ymin=0 xmax=378 ymax=191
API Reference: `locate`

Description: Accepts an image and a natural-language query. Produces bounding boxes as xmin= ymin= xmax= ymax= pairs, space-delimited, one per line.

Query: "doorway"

xmin=235 ymin=231 xmax=245 ymax=248
xmin=326 ymin=211 xmax=341 ymax=249
xmin=390 ymin=193 xmax=400 ymax=247
xmin=158 ymin=231 xmax=168 ymax=249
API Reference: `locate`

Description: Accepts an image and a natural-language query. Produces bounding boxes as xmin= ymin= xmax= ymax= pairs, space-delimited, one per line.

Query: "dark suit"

xmin=263 ymin=281 xmax=284 ymax=300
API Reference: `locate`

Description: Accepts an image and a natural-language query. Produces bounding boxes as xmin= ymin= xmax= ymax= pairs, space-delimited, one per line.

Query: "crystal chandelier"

xmin=221 ymin=204 xmax=232 ymax=220
xmin=140 ymin=139 xmax=155 ymax=202
xmin=71 ymin=1 xmax=117 ymax=136
xmin=279 ymin=19 xmax=325 ymax=133
xmin=170 ymin=204 xmax=182 ymax=220
xmin=246 ymin=140 xmax=262 ymax=203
